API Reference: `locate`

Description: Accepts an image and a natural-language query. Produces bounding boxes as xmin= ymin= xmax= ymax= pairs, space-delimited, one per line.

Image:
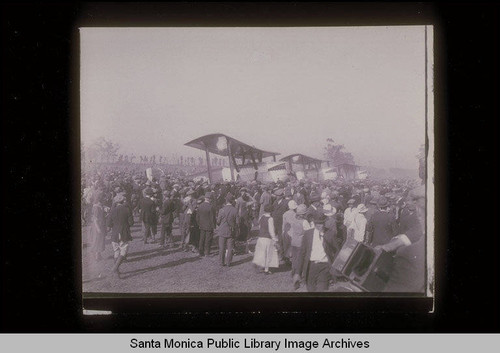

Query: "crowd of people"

xmin=82 ymin=169 xmax=426 ymax=293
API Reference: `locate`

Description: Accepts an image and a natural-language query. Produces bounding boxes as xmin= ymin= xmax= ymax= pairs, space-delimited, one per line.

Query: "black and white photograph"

xmin=80 ymin=26 xmax=434 ymax=296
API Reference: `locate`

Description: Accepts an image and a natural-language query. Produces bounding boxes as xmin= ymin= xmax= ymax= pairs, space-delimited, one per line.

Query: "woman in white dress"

xmin=252 ymin=204 xmax=279 ymax=274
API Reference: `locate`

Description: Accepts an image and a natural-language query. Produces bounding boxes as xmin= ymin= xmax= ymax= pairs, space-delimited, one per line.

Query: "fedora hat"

xmin=309 ymin=192 xmax=321 ymax=202
xmin=377 ymin=197 xmax=389 ymax=208
xmin=313 ymin=213 xmax=327 ymax=225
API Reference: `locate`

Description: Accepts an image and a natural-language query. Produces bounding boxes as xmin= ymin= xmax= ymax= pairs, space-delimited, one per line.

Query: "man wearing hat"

xmin=181 ymin=196 xmax=198 ymax=252
xmin=89 ymin=191 xmax=107 ymax=262
xmin=289 ymin=204 xmax=311 ymax=279
xmin=281 ymin=200 xmax=299 ymax=265
xmin=271 ymin=188 xmax=289 ymax=262
xmin=235 ymin=188 xmax=255 ymax=254
xmin=159 ymin=190 xmax=176 ymax=248
xmin=216 ymin=193 xmax=238 ymax=266
xmin=343 ymin=198 xmax=358 ymax=229
xmin=377 ymin=185 xmax=426 ymax=292
xmin=150 ymin=186 xmax=162 ymax=243
xmin=196 ymin=192 xmax=217 ymax=257
xmin=293 ymin=185 xmax=306 ymax=206
xmin=364 ymin=197 xmax=378 ymax=224
xmin=322 ymin=204 xmax=337 ymax=231
xmin=259 ymin=185 xmax=272 ymax=219
xmin=361 ymin=187 xmax=371 ymax=205
xmin=107 ymin=194 xmax=134 ymax=278
xmin=365 ymin=196 xmax=395 ymax=247
xmin=138 ymin=187 xmax=156 ymax=244
xmin=293 ymin=212 xmax=337 ymax=292
xmin=306 ymin=190 xmax=323 ymax=221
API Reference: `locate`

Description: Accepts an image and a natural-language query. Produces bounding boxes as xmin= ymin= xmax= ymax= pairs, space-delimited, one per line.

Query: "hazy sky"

xmin=81 ymin=26 xmax=427 ymax=169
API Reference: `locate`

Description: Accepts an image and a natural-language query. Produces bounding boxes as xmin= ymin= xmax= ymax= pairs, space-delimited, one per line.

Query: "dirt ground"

xmin=82 ymin=218 xmax=313 ymax=293
xmin=82 ymin=216 xmax=358 ymax=294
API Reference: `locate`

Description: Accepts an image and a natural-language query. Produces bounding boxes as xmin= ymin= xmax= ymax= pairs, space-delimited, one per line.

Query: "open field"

xmin=82 ymin=218 xmax=311 ymax=293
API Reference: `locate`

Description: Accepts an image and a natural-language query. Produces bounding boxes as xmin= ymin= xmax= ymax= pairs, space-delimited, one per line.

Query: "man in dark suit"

xmin=293 ymin=213 xmax=337 ymax=292
xmin=107 ymin=195 xmax=134 ymax=277
xmin=271 ymin=188 xmax=289 ymax=263
xmin=216 ymin=193 xmax=238 ymax=266
xmin=196 ymin=192 xmax=217 ymax=257
xmin=159 ymin=191 xmax=176 ymax=248
xmin=365 ymin=196 xmax=395 ymax=247
xmin=306 ymin=191 xmax=323 ymax=221
xmin=376 ymin=185 xmax=426 ymax=293
xmin=138 ymin=188 xmax=155 ymax=244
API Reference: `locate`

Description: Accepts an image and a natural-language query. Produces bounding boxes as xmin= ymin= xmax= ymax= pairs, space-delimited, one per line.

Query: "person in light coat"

xmin=349 ymin=203 xmax=368 ymax=242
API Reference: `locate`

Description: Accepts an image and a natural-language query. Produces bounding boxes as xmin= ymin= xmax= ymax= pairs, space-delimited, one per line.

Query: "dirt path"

xmin=82 ymin=219 xmax=310 ymax=293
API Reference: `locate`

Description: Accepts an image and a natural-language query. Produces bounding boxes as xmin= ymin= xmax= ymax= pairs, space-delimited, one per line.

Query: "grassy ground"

xmin=82 ymin=218 xmax=312 ymax=293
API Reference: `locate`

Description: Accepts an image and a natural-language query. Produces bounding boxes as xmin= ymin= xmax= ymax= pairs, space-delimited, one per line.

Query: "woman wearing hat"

xmin=252 ymin=204 xmax=279 ymax=274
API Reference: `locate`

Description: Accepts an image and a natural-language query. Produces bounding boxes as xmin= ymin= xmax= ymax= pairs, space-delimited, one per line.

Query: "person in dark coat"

xmin=159 ymin=191 xmax=176 ymax=248
xmin=196 ymin=192 xmax=217 ymax=257
xmin=324 ymin=213 xmax=347 ymax=264
xmin=107 ymin=195 xmax=134 ymax=277
xmin=306 ymin=191 xmax=323 ymax=221
xmin=138 ymin=188 xmax=156 ymax=244
xmin=189 ymin=198 xmax=203 ymax=252
xmin=271 ymin=188 xmax=289 ymax=262
xmin=235 ymin=188 xmax=254 ymax=254
xmin=293 ymin=213 xmax=337 ymax=292
xmin=365 ymin=197 xmax=396 ymax=247
xmin=376 ymin=185 xmax=426 ymax=293
xmin=216 ymin=194 xmax=238 ymax=266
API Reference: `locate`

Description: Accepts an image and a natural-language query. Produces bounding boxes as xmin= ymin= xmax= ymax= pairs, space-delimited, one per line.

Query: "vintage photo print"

xmin=80 ymin=26 xmax=434 ymax=301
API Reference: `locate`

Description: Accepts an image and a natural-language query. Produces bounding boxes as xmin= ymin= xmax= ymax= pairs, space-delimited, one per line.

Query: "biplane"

xmin=184 ymin=133 xmax=283 ymax=183
xmin=336 ymin=163 xmax=361 ymax=181
xmin=280 ymin=153 xmax=333 ymax=181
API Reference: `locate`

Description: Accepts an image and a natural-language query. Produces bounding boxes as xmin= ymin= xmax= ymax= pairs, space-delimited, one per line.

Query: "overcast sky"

xmin=81 ymin=26 xmax=427 ymax=169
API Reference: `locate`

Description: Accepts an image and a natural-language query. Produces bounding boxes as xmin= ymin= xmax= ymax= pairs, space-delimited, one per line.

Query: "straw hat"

xmin=357 ymin=203 xmax=368 ymax=213
xmin=323 ymin=204 xmax=337 ymax=217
